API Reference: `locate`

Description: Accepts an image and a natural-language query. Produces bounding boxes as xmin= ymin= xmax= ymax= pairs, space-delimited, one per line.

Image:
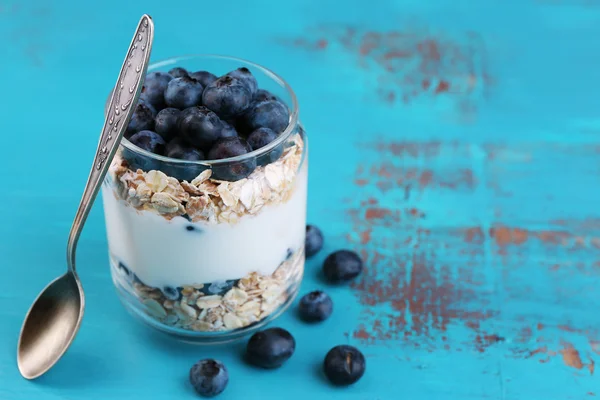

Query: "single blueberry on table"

xmin=208 ymin=137 xmax=256 ymax=181
xmin=126 ymin=102 xmax=156 ymax=137
xmin=141 ymin=71 xmax=172 ymax=110
xmin=154 ymin=108 xmax=181 ymax=142
xmin=168 ymin=67 xmax=189 ymax=79
xmin=298 ymin=290 xmax=333 ymax=322
xmin=164 ymin=76 xmax=204 ymax=109
xmin=246 ymin=327 xmax=295 ymax=369
xmin=239 ymin=100 xmax=290 ymax=134
xmin=247 ymin=127 xmax=282 ymax=166
xmin=189 ymin=359 xmax=229 ymax=397
xmin=226 ymin=67 xmax=258 ymax=96
xmin=323 ymin=250 xmax=363 ymax=283
xmin=323 ymin=345 xmax=366 ymax=386
xmin=202 ymin=75 xmax=253 ymax=118
xmin=128 ymin=130 xmax=166 ymax=155
xmin=305 ymin=225 xmax=324 ymax=257
xmin=161 ymin=286 xmax=181 ymax=301
xmin=178 ymin=106 xmax=225 ymax=150
xmin=190 ymin=70 xmax=218 ymax=87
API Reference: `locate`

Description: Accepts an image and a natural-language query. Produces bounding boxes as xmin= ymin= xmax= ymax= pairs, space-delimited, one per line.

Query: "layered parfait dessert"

xmin=101 ymin=55 xmax=307 ymax=341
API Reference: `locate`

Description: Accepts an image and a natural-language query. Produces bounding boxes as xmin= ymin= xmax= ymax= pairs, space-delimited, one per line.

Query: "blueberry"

xmin=168 ymin=67 xmax=189 ymax=79
xmin=226 ymin=67 xmax=258 ymax=96
xmin=178 ymin=106 xmax=225 ymax=150
xmin=128 ymin=130 xmax=166 ymax=155
xmin=239 ymin=100 xmax=289 ymax=134
xmin=285 ymin=248 xmax=293 ymax=260
xmin=117 ymin=262 xmax=135 ymax=283
xmin=141 ymin=72 xmax=172 ymax=110
xmin=162 ymin=137 xmax=206 ymax=180
xmin=137 ymin=96 xmax=157 ymax=116
xmin=165 ymin=137 xmax=205 ymax=161
xmin=246 ymin=327 xmax=295 ymax=369
xmin=161 ymin=286 xmax=181 ymax=301
xmin=165 ymin=76 xmax=204 ymax=109
xmin=207 ymin=280 xmax=233 ymax=295
xmin=208 ymin=137 xmax=256 ymax=181
xmin=254 ymin=89 xmax=280 ymax=103
xmin=190 ymin=70 xmax=218 ymax=87
xmin=298 ymin=290 xmax=333 ymax=322
xmin=323 ymin=345 xmax=366 ymax=386
xmin=305 ymin=225 xmax=324 ymax=257
xmin=220 ymin=120 xmax=239 ymax=139
xmin=126 ymin=102 xmax=155 ymax=137
xmin=247 ymin=127 xmax=282 ymax=165
xmin=186 ymin=225 xmax=201 ymax=233
xmin=154 ymin=108 xmax=181 ymax=141
xmin=202 ymin=76 xmax=252 ymax=118
xmin=323 ymin=250 xmax=363 ymax=283
xmin=189 ymin=359 xmax=229 ymax=397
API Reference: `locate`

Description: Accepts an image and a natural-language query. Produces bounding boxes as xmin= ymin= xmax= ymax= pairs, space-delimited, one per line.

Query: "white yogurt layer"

xmin=102 ymin=161 xmax=308 ymax=289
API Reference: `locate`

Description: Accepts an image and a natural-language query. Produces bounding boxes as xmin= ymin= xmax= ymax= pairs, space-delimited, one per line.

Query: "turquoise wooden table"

xmin=1 ymin=0 xmax=600 ymax=398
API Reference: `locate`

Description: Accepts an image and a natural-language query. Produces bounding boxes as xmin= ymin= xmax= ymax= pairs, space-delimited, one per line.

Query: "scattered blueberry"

xmin=202 ymin=75 xmax=252 ymax=118
xmin=161 ymin=286 xmax=181 ymax=301
xmin=190 ymin=70 xmax=218 ymax=87
xmin=141 ymin=71 xmax=172 ymax=109
xmin=246 ymin=327 xmax=295 ymax=369
xmin=164 ymin=76 xmax=204 ymax=109
xmin=239 ymin=100 xmax=289 ymax=134
xmin=247 ymin=127 xmax=282 ymax=165
xmin=226 ymin=67 xmax=258 ymax=96
xmin=154 ymin=108 xmax=181 ymax=142
xmin=186 ymin=225 xmax=201 ymax=232
xmin=189 ymin=359 xmax=229 ymax=397
xmin=168 ymin=67 xmax=189 ymax=79
xmin=285 ymin=248 xmax=293 ymax=260
xmin=126 ymin=102 xmax=155 ymax=136
xmin=323 ymin=250 xmax=364 ymax=283
xmin=305 ymin=225 xmax=324 ymax=257
xmin=253 ymin=89 xmax=280 ymax=103
xmin=208 ymin=137 xmax=256 ymax=181
xmin=128 ymin=130 xmax=166 ymax=155
xmin=323 ymin=345 xmax=366 ymax=386
xmin=165 ymin=137 xmax=205 ymax=161
xmin=298 ymin=290 xmax=333 ymax=322
xmin=178 ymin=106 xmax=225 ymax=150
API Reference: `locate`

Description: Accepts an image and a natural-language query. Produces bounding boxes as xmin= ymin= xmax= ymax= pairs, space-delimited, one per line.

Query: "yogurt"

xmin=102 ymin=161 xmax=308 ymax=289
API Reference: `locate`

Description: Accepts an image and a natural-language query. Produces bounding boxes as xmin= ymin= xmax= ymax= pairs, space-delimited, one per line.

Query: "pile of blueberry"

xmin=123 ymin=66 xmax=290 ymax=181
xmin=189 ymin=225 xmax=367 ymax=397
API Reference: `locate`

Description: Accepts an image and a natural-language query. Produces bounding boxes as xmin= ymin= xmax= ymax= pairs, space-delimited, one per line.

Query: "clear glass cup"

xmin=101 ymin=55 xmax=308 ymax=342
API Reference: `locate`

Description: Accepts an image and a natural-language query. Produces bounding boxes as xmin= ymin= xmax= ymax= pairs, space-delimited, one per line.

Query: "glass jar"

xmin=101 ymin=55 xmax=308 ymax=342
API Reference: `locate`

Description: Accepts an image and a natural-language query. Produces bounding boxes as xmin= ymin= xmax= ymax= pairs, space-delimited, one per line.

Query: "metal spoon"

xmin=17 ymin=14 xmax=154 ymax=380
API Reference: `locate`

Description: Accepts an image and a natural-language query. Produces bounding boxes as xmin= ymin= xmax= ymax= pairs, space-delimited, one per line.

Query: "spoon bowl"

xmin=17 ymin=273 xmax=84 ymax=379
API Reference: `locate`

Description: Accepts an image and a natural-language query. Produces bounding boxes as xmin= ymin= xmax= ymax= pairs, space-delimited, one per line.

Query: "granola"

xmin=127 ymin=248 xmax=304 ymax=332
xmin=109 ymin=133 xmax=304 ymax=224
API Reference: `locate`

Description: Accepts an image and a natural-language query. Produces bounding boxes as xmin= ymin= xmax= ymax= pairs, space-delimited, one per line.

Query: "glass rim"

xmin=120 ymin=54 xmax=300 ymax=166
